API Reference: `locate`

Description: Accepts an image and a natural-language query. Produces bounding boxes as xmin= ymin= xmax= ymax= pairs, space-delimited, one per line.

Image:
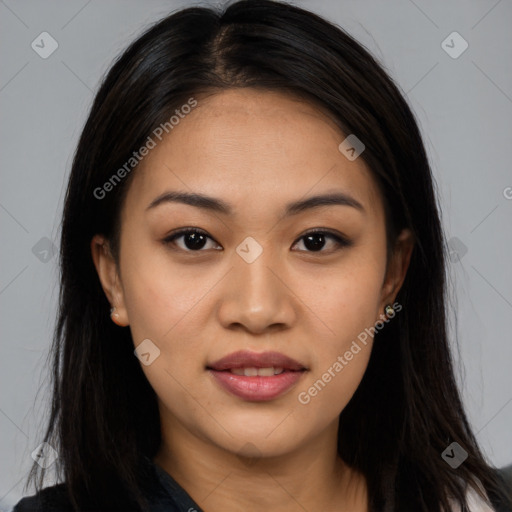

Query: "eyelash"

xmin=162 ymin=227 xmax=352 ymax=254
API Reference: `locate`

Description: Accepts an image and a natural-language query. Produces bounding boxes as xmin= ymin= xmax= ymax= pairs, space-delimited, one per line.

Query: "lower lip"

xmin=208 ymin=369 xmax=306 ymax=401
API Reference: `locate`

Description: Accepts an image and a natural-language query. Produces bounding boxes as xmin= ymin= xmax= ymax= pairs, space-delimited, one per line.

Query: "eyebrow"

xmin=146 ymin=190 xmax=365 ymax=217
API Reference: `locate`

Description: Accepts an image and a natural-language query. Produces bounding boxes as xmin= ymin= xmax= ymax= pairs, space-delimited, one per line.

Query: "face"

xmin=92 ymin=88 xmax=412 ymax=461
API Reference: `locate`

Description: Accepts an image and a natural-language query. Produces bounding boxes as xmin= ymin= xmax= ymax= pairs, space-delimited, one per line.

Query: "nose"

xmin=216 ymin=244 xmax=297 ymax=335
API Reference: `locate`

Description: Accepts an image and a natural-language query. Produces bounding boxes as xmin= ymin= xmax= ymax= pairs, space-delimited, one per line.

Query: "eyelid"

xmin=293 ymin=227 xmax=351 ymax=246
xmin=162 ymin=227 xmax=352 ymax=252
xmin=163 ymin=227 xmax=221 ymax=250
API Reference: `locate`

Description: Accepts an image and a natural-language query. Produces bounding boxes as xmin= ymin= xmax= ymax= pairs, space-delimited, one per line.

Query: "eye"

xmin=163 ymin=227 xmax=351 ymax=253
xmin=292 ymin=228 xmax=351 ymax=253
xmin=163 ymin=228 xmax=221 ymax=252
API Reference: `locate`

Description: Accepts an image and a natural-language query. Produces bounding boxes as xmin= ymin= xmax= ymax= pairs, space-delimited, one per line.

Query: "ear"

xmin=90 ymin=234 xmax=129 ymax=327
xmin=378 ymin=228 xmax=414 ymax=316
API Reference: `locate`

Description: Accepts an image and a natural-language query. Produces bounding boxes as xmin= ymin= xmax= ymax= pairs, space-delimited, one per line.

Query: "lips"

xmin=207 ymin=350 xmax=308 ymax=402
xmin=208 ymin=350 xmax=307 ymax=372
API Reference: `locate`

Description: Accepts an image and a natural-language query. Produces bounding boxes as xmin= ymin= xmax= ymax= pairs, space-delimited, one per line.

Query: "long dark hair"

xmin=27 ymin=1 xmax=511 ymax=510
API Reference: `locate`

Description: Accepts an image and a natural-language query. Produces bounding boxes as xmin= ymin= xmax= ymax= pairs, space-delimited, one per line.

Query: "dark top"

xmin=11 ymin=457 xmax=204 ymax=512
xmin=11 ymin=460 xmax=512 ymax=512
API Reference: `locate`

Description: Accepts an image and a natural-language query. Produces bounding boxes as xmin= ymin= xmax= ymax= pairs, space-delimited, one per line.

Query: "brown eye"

xmin=163 ymin=228 xmax=221 ymax=252
xmin=292 ymin=229 xmax=351 ymax=253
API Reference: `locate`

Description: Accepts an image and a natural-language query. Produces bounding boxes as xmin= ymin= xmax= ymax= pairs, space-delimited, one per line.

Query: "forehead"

xmin=122 ymin=88 xmax=383 ymax=222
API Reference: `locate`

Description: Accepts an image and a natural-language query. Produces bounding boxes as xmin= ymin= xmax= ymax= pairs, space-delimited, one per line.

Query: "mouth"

xmin=206 ymin=350 xmax=308 ymax=402
xmin=224 ymin=366 xmax=288 ymax=376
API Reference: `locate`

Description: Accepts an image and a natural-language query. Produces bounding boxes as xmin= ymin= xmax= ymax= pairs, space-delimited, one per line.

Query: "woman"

xmin=12 ymin=0 xmax=512 ymax=511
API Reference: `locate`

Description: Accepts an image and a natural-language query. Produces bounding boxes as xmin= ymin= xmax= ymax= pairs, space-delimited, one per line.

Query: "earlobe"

xmin=110 ymin=306 xmax=125 ymax=326
xmin=90 ymin=234 xmax=130 ymax=327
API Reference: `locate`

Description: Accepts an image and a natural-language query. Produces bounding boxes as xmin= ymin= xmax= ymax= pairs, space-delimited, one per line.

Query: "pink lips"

xmin=207 ymin=350 xmax=307 ymax=402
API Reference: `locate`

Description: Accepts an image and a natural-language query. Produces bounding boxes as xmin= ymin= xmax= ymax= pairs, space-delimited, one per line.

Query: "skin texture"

xmin=91 ymin=88 xmax=414 ymax=511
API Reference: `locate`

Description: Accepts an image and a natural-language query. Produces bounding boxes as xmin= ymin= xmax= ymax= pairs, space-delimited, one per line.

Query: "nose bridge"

xmin=217 ymin=235 xmax=295 ymax=332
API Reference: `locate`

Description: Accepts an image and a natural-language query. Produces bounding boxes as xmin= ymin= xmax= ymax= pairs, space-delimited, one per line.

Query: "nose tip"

xmin=225 ymin=298 xmax=290 ymax=335
xmin=217 ymin=248 xmax=297 ymax=334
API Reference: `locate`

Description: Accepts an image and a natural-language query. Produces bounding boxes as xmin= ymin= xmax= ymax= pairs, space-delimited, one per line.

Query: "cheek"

xmin=121 ymin=252 xmax=215 ymax=428
xmin=298 ymin=252 xmax=386 ymax=350
xmin=293 ymin=291 xmax=377 ymax=430
xmin=120 ymin=244 xmax=212 ymax=347
xmin=291 ymin=253 xmax=385 ymax=415
xmin=296 ymin=347 xmax=372 ymax=425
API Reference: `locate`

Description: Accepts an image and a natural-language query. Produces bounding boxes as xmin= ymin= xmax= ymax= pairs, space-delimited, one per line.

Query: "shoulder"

xmin=9 ymin=471 xmax=187 ymax=512
xmin=11 ymin=484 xmax=72 ymax=512
xmin=464 ymin=486 xmax=497 ymax=512
xmin=449 ymin=468 xmax=512 ymax=512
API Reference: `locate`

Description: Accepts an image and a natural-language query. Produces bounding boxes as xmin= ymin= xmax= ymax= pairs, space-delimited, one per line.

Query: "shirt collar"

xmin=143 ymin=456 xmax=205 ymax=512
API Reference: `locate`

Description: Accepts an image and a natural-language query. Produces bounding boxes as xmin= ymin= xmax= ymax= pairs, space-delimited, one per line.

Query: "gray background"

xmin=1 ymin=0 xmax=511 ymax=508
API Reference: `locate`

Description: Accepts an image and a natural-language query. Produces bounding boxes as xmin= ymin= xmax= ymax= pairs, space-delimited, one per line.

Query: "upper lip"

xmin=207 ymin=350 xmax=307 ymax=371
